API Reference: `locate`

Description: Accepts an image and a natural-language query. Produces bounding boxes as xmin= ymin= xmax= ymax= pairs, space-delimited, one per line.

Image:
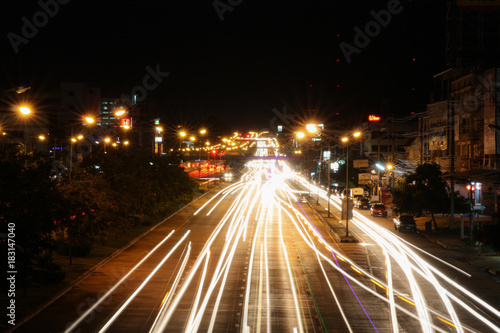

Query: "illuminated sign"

xmin=120 ymin=118 xmax=131 ymax=128
xmin=368 ymin=115 xmax=381 ymax=122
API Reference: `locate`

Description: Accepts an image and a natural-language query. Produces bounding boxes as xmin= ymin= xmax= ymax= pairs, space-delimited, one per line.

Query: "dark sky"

xmin=1 ymin=0 xmax=446 ymax=131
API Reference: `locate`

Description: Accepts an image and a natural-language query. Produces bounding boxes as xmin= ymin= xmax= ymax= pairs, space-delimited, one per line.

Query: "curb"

xmin=304 ymin=200 xmax=341 ymax=243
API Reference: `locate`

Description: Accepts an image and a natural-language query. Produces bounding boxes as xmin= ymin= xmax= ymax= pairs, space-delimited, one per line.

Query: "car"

xmin=354 ymin=197 xmax=371 ymax=209
xmin=370 ymin=203 xmax=387 ymax=217
xmin=394 ymin=214 xmax=417 ymax=232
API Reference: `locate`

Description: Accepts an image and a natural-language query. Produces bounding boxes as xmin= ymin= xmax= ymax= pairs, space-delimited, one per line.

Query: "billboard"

xmin=353 ymin=159 xmax=369 ymax=168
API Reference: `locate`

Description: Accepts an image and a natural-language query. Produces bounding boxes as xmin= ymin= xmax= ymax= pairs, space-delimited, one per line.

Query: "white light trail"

xmin=64 ymin=230 xmax=176 ymax=333
xmin=99 ymin=230 xmax=191 ymax=332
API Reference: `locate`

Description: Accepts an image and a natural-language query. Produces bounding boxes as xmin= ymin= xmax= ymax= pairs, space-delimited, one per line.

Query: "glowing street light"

xmin=341 ymin=130 xmax=362 ymax=238
xmin=104 ymin=137 xmax=111 ymax=143
xmin=19 ymin=106 xmax=31 ymax=115
xmin=190 ymin=136 xmax=196 ymax=141
xmin=115 ymin=109 xmax=126 ymax=117
xmin=200 ymin=129 xmax=207 ymax=135
xmin=296 ymin=132 xmax=305 ymax=139
xmin=306 ymin=124 xmax=319 ymax=133
xmin=85 ymin=116 xmax=95 ymax=124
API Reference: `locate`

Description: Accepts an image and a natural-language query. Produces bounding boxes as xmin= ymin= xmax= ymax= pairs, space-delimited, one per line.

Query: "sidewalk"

xmin=414 ymin=215 xmax=500 ymax=277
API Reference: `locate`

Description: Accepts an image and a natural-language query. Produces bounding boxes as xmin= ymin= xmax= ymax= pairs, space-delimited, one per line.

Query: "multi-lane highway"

xmin=14 ymin=141 xmax=500 ymax=333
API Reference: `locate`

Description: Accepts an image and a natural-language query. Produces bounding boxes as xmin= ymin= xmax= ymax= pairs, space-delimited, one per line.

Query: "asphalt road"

xmin=12 ymin=159 xmax=500 ymax=333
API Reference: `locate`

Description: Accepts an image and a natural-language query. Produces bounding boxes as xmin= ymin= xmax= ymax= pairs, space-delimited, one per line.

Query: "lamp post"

xmin=198 ymin=129 xmax=207 ymax=179
xmin=341 ymin=131 xmax=361 ymax=237
xmin=19 ymin=106 xmax=32 ymax=155
xmin=179 ymin=131 xmax=186 ymax=150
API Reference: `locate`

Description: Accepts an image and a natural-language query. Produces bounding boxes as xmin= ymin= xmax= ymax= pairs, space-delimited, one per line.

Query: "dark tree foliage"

xmin=392 ymin=163 xmax=449 ymax=230
xmin=0 ymin=155 xmax=63 ymax=282
xmin=482 ymin=222 xmax=500 ymax=254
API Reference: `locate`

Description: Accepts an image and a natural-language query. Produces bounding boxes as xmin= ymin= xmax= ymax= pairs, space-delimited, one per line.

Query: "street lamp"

xmin=70 ymin=134 xmax=84 ymax=174
xmin=341 ymin=131 xmax=362 ymax=238
xmin=179 ymin=131 xmax=187 ymax=150
xmin=19 ymin=106 xmax=31 ymax=115
xmin=198 ymin=129 xmax=208 ymax=179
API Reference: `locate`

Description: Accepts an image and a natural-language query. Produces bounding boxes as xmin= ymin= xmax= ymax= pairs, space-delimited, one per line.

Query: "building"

xmin=416 ymin=67 xmax=500 ymax=215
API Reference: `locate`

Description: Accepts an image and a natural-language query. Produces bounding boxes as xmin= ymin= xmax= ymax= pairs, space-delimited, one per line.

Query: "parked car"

xmin=394 ymin=214 xmax=417 ymax=232
xmin=354 ymin=197 xmax=371 ymax=209
xmin=370 ymin=203 xmax=387 ymax=217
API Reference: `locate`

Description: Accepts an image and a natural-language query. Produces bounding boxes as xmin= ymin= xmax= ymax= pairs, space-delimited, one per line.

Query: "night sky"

xmin=1 ymin=0 xmax=446 ymax=131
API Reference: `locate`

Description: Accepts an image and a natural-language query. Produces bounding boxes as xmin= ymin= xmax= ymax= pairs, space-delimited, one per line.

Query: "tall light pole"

xmin=341 ymin=131 xmax=361 ymax=237
xmin=179 ymin=131 xmax=186 ymax=150
xmin=198 ymin=129 xmax=207 ymax=178
xmin=19 ymin=106 xmax=32 ymax=155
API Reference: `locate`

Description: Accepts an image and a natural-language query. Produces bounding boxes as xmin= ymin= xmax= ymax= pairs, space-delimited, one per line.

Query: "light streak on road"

xmin=149 ymin=242 xmax=192 ymax=333
xmin=98 ymin=230 xmax=191 ymax=332
xmin=67 ymin=140 xmax=500 ymax=333
xmin=64 ymin=230 xmax=177 ymax=333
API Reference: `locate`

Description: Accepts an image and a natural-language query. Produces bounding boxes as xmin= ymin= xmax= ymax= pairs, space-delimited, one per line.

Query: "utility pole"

xmin=450 ymin=98 xmax=456 ymax=229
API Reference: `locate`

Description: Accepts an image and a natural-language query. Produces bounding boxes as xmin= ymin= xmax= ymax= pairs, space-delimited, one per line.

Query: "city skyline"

xmin=2 ymin=0 xmax=446 ymax=131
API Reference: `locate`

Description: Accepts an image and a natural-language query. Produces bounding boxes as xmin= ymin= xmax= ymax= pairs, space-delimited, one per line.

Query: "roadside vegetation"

xmin=391 ymin=162 xmax=500 ymax=253
xmin=0 ymin=148 xmax=197 ymax=291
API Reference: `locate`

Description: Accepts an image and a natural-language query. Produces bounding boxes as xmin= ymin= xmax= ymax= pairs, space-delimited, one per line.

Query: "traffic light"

xmin=466 ymin=183 xmax=476 ymax=200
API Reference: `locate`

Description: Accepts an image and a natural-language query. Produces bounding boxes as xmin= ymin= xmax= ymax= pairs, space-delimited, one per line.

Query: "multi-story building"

xmin=413 ymin=67 xmax=500 ymax=215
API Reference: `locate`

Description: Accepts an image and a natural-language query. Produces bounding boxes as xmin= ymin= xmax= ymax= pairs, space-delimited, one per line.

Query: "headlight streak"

xmin=281 ymin=163 xmax=497 ymax=332
xmin=116 ymin=159 xmax=499 ymax=333
xmin=295 ymin=171 xmax=500 ymax=329
xmin=158 ymin=179 xmax=252 ymax=329
xmin=194 ymin=202 xmax=253 ymax=333
xmin=264 ymin=203 xmax=271 ymax=333
xmin=351 ymin=215 xmax=462 ymax=333
xmin=351 ymin=213 xmax=499 ymax=332
xmin=277 ymin=189 xmax=305 ymax=333
xmin=188 ymin=174 xmax=273 ymax=333
xmin=280 ymin=188 xmax=354 ymax=333
xmin=193 ymin=176 xmax=247 ymax=215
xmin=63 ymin=230 xmax=176 ymax=333
xmin=185 ymin=249 xmax=211 ymax=333
xmin=242 ymin=193 xmax=267 ymax=332
xmin=149 ymin=242 xmax=191 ymax=333
xmin=98 ymin=230 xmax=191 ymax=333
xmin=297 ymin=172 xmax=499 ymax=333
xmin=276 ymin=195 xmax=453 ymax=333
xmin=383 ymin=248 xmax=399 ymax=333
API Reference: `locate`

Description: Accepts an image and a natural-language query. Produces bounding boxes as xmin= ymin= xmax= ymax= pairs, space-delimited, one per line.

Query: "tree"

xmin=57 ymin=167 xmax=125 ymax=263
xmin=392 ymin=163 xmax=449 ymax=230
xmin=0 ymin=155 xmax=63 ymax=288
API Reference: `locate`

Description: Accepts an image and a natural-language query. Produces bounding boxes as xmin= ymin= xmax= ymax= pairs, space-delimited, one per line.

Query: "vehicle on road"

xmin=370 ymin=203 xmax=387 ymax=217
xmin=354 ymin=197 xmax=371 ymax=209
xmin=394 ymin=214 xmax=417 ymax=232
xmin=330 ymin=185 xmax=345 ymax=196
